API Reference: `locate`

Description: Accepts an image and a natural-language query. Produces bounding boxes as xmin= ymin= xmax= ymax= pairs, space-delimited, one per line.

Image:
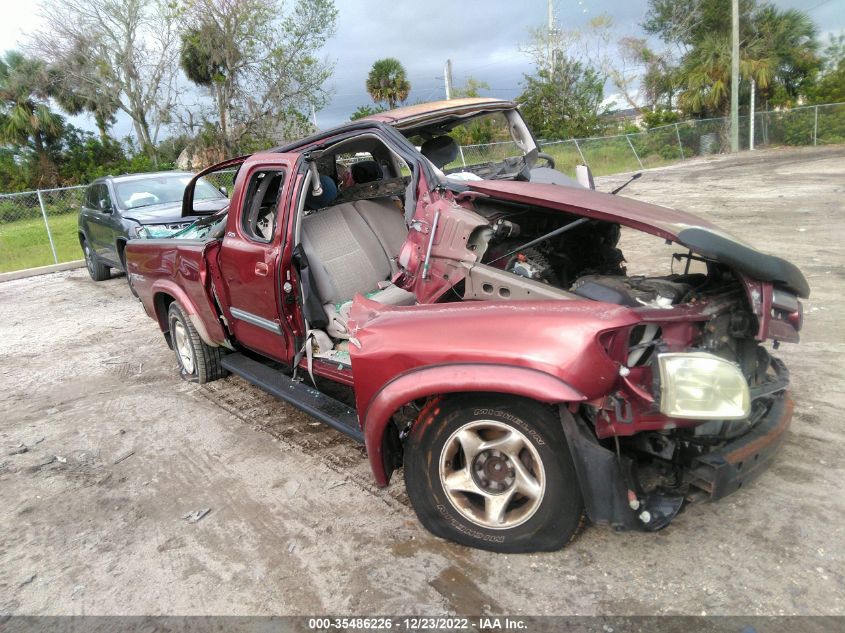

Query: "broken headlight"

xmin=657 ymin=352 xmax=750 ymax=420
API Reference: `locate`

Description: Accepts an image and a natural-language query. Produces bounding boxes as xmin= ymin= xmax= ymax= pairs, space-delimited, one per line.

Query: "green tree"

xmin=451 ymin=77 xmax=490 ymax=99
xmin=366 ymin=58 xmax=410 ymax=110
xmin=0 ymin=51 xmax=64 ymax=186
xmin=33 ymin=0 xmax=182 ymax=165
xmin=179 ymin=0 xmax=336 ymax=156
xmin=644 ymin=1 xmax=820 ymax=117
xmin=809 ymin=34 xmax=845 ymax=104
xmin=517 ymin=58 xmax=607 ymax=140
xmin=349 ymin=104 xmax=386 ymax=121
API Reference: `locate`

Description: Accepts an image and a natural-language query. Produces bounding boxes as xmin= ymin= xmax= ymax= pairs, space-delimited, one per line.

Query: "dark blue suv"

xmin=78 ymin=171 xmax=230 ymax=281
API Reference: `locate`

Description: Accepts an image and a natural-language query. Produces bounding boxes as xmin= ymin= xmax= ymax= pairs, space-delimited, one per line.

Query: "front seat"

xmin=421 ymin=136 xmax=459 ymax=169
xmin=300 ymin=185 xmax=414 ymax=339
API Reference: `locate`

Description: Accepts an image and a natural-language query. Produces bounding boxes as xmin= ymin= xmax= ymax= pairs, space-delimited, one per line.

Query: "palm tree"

xmin=0 ymin=51 xmax=63 ymax=185
xmin=48 ymin=44 xmax=119 ymax=142
xmin=678 ymin=6 xmax=818 ymax=117
xmin=365 ymin=58 xmax=411 ymax=110
xmin=753 ymin=7 xmax=819 ymax=107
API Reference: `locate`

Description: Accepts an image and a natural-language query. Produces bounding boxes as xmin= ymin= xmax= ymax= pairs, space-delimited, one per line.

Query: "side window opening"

xmin=242 ymin=170 xmax=285 ymax=242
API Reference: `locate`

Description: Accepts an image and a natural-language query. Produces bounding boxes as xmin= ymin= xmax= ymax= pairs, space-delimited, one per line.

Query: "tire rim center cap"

xmin=473 ymin=450 xmax=516 ymax=492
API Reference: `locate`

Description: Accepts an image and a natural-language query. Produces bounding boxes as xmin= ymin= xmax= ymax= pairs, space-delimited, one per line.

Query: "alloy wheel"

xmin=84 ymin=243 xmax=95 ymax=276
xmin=172 ymin=320 xmax=195 ymax=375
xmin=439 ymin=419 xmax=546 ymax=529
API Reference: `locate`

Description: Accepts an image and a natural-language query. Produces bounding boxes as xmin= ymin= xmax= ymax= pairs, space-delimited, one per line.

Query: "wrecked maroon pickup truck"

xmin=125 ymin=98 xmax=808 ymax=552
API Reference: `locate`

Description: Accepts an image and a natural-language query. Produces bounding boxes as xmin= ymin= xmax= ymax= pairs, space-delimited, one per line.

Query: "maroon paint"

xmin=466 ymin=180 xmax=722 ymax=242
xmin=216 ymin=153 xmax=298 ymax=362
xmin=127 ymin=239 xmax=228 ymax=346
xmin=347 ymin=296 xmax=643 ymax=484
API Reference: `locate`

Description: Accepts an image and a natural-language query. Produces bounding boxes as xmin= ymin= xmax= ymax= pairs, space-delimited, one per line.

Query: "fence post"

xmin=37 ymin=189 xmax=59 ymax=265
xmin=674 ymin=123 xmax=685 ymax=160
xmin=625 ymin=134 xmax=644 ymax=170
xmin=572 ymin=138 xmax=588 ymax=168
xmin=813 ymin=105 xmax=818 ymax=146
xmin=458 ymin=145 xmax=467 ymax=168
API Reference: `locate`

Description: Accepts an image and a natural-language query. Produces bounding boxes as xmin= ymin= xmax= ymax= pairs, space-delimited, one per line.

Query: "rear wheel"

xmin=404 ymin=394 xmax=584 ymax=552
xmin=167 ymin=302 xmax=226 ymax=383
xmin=82 ymin=239 xmax=110 ymax=281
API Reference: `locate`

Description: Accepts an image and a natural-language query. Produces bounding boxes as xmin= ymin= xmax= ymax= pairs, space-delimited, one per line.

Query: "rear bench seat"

xmin=300 ymin=198 xmax=415 ymax=339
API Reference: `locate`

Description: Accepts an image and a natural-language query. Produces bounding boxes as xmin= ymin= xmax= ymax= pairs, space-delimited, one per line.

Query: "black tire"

xmin=404 ymin=394 xmax=584 ymax=553
xmin=167 ymin=302 xmax=227 ymax=384
xmin=82 ymin=239 xmax=110 ymax=281
xmin=117 ymin=245 xmax=139 ymax=298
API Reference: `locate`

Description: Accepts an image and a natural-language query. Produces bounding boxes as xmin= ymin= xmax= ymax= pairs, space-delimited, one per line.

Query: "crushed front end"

xmin=563 ymin=271 xmax=803 ymax=531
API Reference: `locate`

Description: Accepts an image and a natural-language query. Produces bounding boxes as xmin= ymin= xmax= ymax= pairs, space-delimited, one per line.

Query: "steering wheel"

xmin=536 ymin=152 xmax=556 ymax=169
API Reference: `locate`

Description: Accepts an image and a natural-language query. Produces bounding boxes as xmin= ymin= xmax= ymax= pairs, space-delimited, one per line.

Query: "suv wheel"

xmin=82 ymin=239 xmax=110 ymax=281
xmin=167 ymin=302 xmax=226 ymax=384
xmin=404 ymin=394 xmax=584 ymax=552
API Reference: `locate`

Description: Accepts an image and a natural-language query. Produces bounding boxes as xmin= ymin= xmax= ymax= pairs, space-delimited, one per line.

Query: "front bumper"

xmin=562 ymin=358 xmax=794 ymax=530
xmin=688 ymin=390 xmax=794 ymax=500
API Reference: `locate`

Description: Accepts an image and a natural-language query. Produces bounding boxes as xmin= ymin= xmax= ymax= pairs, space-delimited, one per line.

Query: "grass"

xmin=0 ymin=213 xmax=81 ymax=273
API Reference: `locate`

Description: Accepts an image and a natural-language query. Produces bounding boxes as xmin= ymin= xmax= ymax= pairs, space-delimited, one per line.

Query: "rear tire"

xmin=404 ymin=394 xmax=584 ymax=553
xmin=167 ymin=302 xmax=226 ymax=384
xmin=82 ymin=239 xmax=110 ymax=281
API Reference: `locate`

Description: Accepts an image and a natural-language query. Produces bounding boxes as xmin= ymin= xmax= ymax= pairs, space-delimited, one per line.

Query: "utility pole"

xmin=444 ymin=59 xmax=453 ymax=100
xmin=547 ymin=0 xmax=555 ymax=78
xmin=730 ymin=0 xmax=740 ymax=153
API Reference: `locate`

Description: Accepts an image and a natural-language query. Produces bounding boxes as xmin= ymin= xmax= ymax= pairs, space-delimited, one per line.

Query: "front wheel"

xmin=167 ymin=302 xmax=226 ymax=384
xmin=404 ymin=395 xmax=584 ymax=552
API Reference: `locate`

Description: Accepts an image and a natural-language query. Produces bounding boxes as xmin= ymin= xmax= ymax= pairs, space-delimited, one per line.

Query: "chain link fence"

xmin=459 ymin=102 xmax=845 ymax=178
xmin=1 ymin=102 xmax=843 ymax=274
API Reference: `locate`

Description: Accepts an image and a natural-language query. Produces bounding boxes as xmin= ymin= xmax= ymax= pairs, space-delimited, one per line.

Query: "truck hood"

xmin=467 ymin=180 xmax=719 ymax=242
xmin=124 ymin=198 xmax=229 ymax=224
xmin=466 ymin=180 xmax=809 ymax=298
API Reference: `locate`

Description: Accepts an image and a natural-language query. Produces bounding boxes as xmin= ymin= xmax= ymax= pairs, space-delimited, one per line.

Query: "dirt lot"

xmin=1 ymin=145 xmax=843 ymax=616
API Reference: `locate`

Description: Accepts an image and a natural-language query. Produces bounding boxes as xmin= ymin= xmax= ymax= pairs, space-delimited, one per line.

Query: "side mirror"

xmin=218 ymin=186 xmax=228 ymax=197
xmin=99 ymin=199 xmax=113 ymax=213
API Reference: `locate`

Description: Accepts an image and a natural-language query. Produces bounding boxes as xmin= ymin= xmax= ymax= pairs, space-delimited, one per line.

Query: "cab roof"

xmin=362 ymin=98 xmax=517 ymax=130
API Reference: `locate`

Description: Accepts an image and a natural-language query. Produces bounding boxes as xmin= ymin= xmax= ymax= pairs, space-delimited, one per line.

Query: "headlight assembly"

xmin=657 ymin=352 xmax=750 ymax=420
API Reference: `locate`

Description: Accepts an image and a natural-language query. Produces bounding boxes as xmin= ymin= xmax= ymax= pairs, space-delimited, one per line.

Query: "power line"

xmin=806 ymin=0 xmax=835 ymax=12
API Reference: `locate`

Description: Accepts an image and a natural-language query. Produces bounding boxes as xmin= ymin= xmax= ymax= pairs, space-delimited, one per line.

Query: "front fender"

xmin=362 ymin=363 xmax=586 ymax=486
xmin=348 ymin=296 xmax=641 ymax=486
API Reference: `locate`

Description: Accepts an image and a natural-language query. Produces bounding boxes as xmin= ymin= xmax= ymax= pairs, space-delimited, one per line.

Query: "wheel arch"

xmin=116 ymin=238 xmax=128 ymax=271
xmin=361 ymin=363 xmax=586 ymax=486
xmin=151 ymin=287 xmax=220 ymax=350
xmin=153 ymin=291 xmax=177 ymax=348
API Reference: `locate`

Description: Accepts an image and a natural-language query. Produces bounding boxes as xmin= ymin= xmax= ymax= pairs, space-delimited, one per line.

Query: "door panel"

xmin=218 ymin=155 xmax=299 ymax=363
xmin=85 ymin=184 xmax=114 ymax=261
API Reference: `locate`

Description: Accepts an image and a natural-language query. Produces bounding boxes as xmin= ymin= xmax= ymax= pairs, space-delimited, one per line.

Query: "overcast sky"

xmin=0 ymin=0 xmax=841 ymax=135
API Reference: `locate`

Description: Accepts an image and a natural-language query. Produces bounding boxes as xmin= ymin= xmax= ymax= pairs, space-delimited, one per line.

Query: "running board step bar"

xmin=221 ymin=353 xmax=364 ymax=444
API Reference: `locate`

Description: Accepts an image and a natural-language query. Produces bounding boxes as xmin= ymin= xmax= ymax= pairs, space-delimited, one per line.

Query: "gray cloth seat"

xmin=300 ymin=198 xmax=414 ymax=338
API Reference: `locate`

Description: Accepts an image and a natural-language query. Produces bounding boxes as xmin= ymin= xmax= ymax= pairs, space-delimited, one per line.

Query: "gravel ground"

xmin=0 ymin=145 xmax=843 ymax=616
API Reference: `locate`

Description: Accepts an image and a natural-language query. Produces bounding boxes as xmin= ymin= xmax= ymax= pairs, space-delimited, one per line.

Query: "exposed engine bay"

xmin=446 ymin=196 xmax=791 ymax=528
xmin=460 ymin=200 xmax=719 ymax=311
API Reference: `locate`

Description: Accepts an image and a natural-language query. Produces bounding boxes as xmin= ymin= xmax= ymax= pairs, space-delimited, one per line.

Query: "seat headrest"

xmin=351 ymin=160 xmax=382 ymax=184
xmin=421 ymin=135 xmax=459 ymax=169
xmin=305 ymin=175 xmax=338 ymax=210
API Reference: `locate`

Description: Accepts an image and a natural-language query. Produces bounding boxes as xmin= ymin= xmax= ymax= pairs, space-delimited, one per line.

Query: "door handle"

xmin=255 ymin=262 xmax=269 ymax=276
